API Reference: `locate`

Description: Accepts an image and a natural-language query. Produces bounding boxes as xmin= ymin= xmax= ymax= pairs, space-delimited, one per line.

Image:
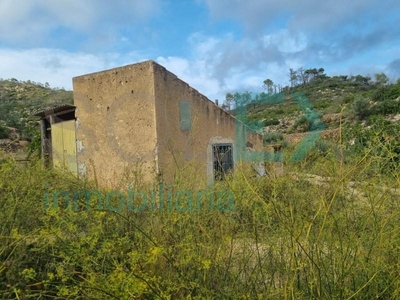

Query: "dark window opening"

xmin=213 ymin=144 xmax=233 ymax=181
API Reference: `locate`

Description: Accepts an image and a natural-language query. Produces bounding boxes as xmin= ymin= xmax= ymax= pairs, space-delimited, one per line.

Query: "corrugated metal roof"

xmin=33 ymin=104 xmax=76 ymax=118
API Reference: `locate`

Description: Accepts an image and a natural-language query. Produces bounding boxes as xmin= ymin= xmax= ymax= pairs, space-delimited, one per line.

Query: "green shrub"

xmin=0 ymin=124 xmax=9 ymax=139
xmin=373 ymin=86 xmax=391 ymax=102
xmin=313 ymin=139 xmax=330 ymax=154
xmin=263 ymin=132 xmax=284 ymax=145
xmin=292 ymin=115 xmax=311 ymax=132
xmin=27 ymin=131 xmax=42 ymax=159
xmin=264 ymin=118 xmax=280 ymax=126
xmin=313 ymin=100 xmax=330 ymax=110
xmin=344 ymin=117 xmax=400 ymax=174
xmin=373 ymin=81 xmax=400 ymax=102
xmin=352 ymin=97 xmax=371 ymax=120
xmin=374 ymin=99 xmax=400 ymax=115
xmin=341 ymin=93 xmax=355 ymax=104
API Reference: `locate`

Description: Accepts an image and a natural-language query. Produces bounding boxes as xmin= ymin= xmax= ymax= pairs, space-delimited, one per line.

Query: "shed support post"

xmin=40 ymin=119 xmax=47 ymax=165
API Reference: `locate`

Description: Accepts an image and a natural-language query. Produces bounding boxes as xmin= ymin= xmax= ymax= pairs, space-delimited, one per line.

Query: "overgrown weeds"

xmin=1 ymin=131 xmax=400 ymax=298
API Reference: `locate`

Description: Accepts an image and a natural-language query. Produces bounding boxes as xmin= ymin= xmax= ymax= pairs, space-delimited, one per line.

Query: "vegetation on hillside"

xmin=222 ymin=69 xmax=400 ymax=151
xmin=0 ymin=79 xmax=73 ymax=141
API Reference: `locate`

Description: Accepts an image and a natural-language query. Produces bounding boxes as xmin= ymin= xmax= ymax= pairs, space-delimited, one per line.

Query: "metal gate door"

xmin=213 ymin=144 xmax=233 ymax=180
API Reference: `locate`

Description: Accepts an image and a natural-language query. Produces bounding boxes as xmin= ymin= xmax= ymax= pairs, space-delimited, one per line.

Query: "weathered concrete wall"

xmin=152 ymin=62 xmax=263 ymax=185
xmin=73 ymin=61 xmax=158 ymax=188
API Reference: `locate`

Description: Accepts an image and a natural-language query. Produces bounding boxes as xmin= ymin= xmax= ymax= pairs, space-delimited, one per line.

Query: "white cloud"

xmin=156 ymin=56 xmax=222 ymax=100
xmin=263 ymin=30 xmax=307 ymax=54
xmin=42 ymin=0 xmax=97 ymax=30
xmin=202 ymin=0 xmax=399 ymax=33
xmin=0 ymin=48 xmax=146 ymax=89
xmin=155 ymin=30 xmax=303 ymax=101
xmin=185 ymin=32 xmax=302 ymax=89
xmin=0 ymin=0 xmax=161 ymax=43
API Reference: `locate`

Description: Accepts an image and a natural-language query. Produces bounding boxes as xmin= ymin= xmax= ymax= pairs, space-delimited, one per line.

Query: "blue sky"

xmin=0 ymin=0 xmax=399 ymax=101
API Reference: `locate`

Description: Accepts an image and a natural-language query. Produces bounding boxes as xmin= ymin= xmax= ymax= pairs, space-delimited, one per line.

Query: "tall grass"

xmin=1 ymin=140 xmax=400 ymax=298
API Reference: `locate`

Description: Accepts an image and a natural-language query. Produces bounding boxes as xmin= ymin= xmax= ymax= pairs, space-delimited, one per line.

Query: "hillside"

xmin=220 ymin=72 xmax=400 ymax=176
xmin=221 ymin=73 xmax=400 ymax=150
xmin=1 ymin=72 xmax=400 ymax=162
xmin=245 ymin=74 xmax=400 ymax=133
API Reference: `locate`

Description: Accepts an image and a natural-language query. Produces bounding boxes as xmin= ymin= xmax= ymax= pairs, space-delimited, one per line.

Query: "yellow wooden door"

xmin=51 ymin=122 xmax=64 ymax=170
xmin=51 ymin=120 xmax=77 ymax=175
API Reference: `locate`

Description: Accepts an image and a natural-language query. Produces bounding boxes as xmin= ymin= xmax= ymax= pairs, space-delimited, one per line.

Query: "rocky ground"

xmin=0 ymin=137 xmax=30 ymax=161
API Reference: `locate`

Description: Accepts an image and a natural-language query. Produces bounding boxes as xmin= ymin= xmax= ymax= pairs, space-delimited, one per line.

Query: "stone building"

xmin=38 ymin=60 xmax=263 ymax=188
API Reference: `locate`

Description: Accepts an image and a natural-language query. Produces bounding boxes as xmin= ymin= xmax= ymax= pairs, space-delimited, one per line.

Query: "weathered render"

xmin=73 ymin=61 xmax=158 ymax=187
xmin=151 ymin=62 xmax=262 ymax=184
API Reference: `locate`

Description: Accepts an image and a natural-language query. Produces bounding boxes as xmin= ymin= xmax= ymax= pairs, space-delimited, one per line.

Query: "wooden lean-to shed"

xmin=34 ymin=104 xmax=78 ymax=175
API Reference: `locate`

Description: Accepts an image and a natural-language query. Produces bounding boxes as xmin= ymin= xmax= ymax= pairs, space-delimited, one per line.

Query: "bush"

xmin=341 ymin=93 xmax=355 ymax=104
xmin=0 ymin=124 xmax=9 ymax=139
xmin=373 ymin=86 xmax=391 ymax=102
xmin=352 ymin=97 xmax=371 ymax=120
xmin=264 ymin=118 xmax=280 ymax=126
xmin=292 ymin=115 xmax=311 ymax=132
xmin=374 ymin=99 xmax=400 ymax=115
xmin=263 ymin=132 xmax=284 ymax=145
xmin=373 ymin=81 xmax=400 ymax=102
xmin=344 ymin=117 xmax=400 ymax=174
xmin=313 ymin=100 xmax=330 ymax=110
xmin=313 ymin=139 xmax=330 ymax=154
